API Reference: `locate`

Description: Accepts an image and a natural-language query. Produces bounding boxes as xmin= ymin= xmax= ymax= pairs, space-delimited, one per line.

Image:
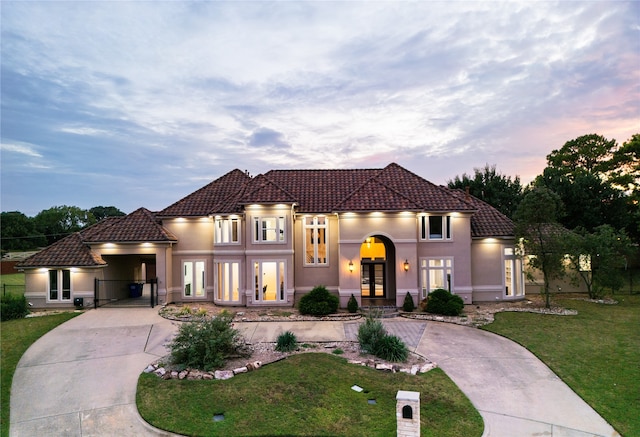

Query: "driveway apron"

xmin=10 ymin=308 xmax=179 ymax=437
xmin=416 ymin=321 xmax=620 ymax=437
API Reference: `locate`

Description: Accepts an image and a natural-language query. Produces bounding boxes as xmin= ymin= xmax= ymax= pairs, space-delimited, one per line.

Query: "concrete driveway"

xmin=416 ymin=322 xmax=620 ymax=437
xmin=10 ymin=308 xmax=179 ymax=437
xmin=10 ymin=309 xmax=620 ymax=437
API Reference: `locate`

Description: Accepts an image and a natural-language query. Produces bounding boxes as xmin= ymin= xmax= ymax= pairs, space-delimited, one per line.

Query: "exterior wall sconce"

xmin=348 ymin=260 xmax=354 ymax=273
xmin=403 ymin=259 xmax=410 ymax=272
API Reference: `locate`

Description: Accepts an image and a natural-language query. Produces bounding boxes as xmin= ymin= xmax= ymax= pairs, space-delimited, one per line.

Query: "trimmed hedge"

xmin=298 ymin=285 xmax=339 ymax=316
xmin=424 ymin=288 xmax=464 ymax=316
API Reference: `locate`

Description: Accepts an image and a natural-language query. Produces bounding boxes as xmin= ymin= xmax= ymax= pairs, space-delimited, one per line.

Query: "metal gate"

xmin=94 ymin=278 xmax=157 ymax=308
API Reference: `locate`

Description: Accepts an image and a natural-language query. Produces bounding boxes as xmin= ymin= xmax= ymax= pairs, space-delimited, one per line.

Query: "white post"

xmin=396 ymin=390 xmax=420 ymax=437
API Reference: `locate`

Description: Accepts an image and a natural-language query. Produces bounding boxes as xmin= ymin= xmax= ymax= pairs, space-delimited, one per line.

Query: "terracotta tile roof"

xmin=238 ymin=174 xmax=298 ymax=205
xmin=159 ymin=169 xmax=251 ymax=216
xmin=81 ymin=208 xmax=178 ymax=242
xmin=448 ymin=189 xmax=515 ymax=237
xmin=16 ymin=233 xmax=106 ymax=269
xmin=240 ymin=163 xmax=476 ymax=213
xmin=16 ymin=208 xmax=177 ymax=268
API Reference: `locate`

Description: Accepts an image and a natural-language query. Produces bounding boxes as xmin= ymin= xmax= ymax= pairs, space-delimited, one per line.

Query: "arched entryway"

xmin=359 ymin=235 xmax=396 ymax=303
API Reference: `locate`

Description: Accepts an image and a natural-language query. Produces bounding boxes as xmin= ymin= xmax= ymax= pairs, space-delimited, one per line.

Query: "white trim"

xmin=173 ymin=250 xmax=214 ymax=255
xmin=245 ymin=249 xmax=294 ymax=255
xmin=339 ymin=238 xmax=417 ymax=244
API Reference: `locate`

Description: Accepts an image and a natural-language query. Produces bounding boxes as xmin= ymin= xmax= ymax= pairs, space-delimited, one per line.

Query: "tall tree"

xmin=448 ymin=164 xmax=524 ymax=218
xmin=514 ymin=187 xmax=567 ymax=308
xmin=0 ymin=212 xmax=47 ymax=252
xmin=546 ymin=133 xmax=617 ymax=175
xmin=33 ymin=206 xmax=95 ymax=246
xmin=537 ymin=133 xmax=638 ymax=238
xmin=89 ymin=206 xmax=126 ymax=222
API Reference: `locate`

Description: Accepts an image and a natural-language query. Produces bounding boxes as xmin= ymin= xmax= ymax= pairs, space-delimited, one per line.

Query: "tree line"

xmin=448 ymin=133 xmax=638 ymax=305
xmin=1 ymin=206 xmax=125 ymax=253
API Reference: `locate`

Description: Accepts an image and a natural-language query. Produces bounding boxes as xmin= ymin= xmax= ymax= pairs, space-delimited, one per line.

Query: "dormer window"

xmin=420 ymin=215 xmax=452 ymax=240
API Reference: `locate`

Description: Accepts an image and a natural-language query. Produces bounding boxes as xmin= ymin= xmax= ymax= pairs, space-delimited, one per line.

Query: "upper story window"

xmin=215 ymin=217 xmax=240 ymax=244
xmin=420 ymin=215 xmax=452 ymax=240
xmin=304 ymin=216 xmax=327 ymax=265
xmin=253 ymin=216 xmax=285 ymax=243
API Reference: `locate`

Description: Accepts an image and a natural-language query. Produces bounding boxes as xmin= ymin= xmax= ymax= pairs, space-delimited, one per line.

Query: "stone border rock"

xmin=146 ymin=341 xmax=436 ymax=381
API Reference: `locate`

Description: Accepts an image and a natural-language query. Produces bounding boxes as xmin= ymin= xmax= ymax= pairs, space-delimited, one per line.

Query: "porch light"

xmin=403 ymin=259 xmax=410 ymax=272
xmin=348 ymin=260 xmax=354 ymax=273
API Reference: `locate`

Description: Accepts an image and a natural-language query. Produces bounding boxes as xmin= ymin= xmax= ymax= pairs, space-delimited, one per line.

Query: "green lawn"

xmin=483 ymin=295 xmax=639 ymax=436
xmin=137 ymin=353 xmax=483 ymax=437
xmin=0 ymin=273 xmax=25 ymax=297
xmin=1 ymin=312 xmax=80 ymax=437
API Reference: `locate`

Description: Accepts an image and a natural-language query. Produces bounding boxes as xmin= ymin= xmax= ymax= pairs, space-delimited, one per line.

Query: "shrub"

xmin=402 ymin=292 xmax=415 ymax=312
xmin=374 ymin=334 xmax=409 ymax=362
xmin=169 ymin=311 xmax=248 ymax=371
xmin=275 ymin=330 xmax=298 ymax=352
xmin=1 ymin=294 xmax=29 ymax=321
xmin=357 ymin=315 xmax=387 ymax=354
xmin=425 ymin=288 xmax=464 ymax=316
xmin=332 ymin=348 xmax=344 ymax=355
xmin=298 ymin=285 xmax=339 ymax=316
xmin=347 ymin=294 xmax=359 ymax=313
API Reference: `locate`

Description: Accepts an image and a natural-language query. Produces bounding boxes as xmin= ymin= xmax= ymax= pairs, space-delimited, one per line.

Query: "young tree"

xmin=514 ymin=187 xmax=567 ymax=308
xmin=565 ymin=226 xmax=635 ymax=299
xmin=447 ymin=164 xmax=524 ymax=218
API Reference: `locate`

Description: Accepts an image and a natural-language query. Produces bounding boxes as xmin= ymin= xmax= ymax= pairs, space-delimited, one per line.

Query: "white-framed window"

xmin=420 ymin=215 xmax=452 ymax=240
xmin=215 ymin=217 xmax=240 ymax=244
xmin=254 ymin=260 xmax=286 ymax=302
xmin=48 ymin=269 xmax=71 ymax=301
xmin=253 ymin=217 xmax=285 ymax=243
xmin=304 ymin=216 xmax=328 ymax=265
xmin=216 ymin=262 xmax=240 ymax=302
xmin=504 ymin=248 xmax=524 ymax=297
xmin=183 ymin=260 xmax=205 ymax=298
xmin=420 ymin=257 xmax=453 ymax=298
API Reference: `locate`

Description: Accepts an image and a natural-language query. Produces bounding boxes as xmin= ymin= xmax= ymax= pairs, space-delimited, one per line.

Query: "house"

xmin=17 ymin=163 xmax=525 ymax=309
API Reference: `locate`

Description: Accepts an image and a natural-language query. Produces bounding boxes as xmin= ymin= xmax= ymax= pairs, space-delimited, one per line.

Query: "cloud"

xmin=0 ymin=1 xmax=638 ymax=214
xmin=1 ymin=141 xmax=43 ymax=158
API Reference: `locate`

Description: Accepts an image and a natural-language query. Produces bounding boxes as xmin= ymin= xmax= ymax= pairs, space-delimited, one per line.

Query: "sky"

xmin=1 ymin=1 xmax=638 ymax=217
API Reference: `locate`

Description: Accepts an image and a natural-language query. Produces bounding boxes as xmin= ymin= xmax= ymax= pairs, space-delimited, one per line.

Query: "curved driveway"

xmin=10 ymin=308 xmax=620 ymax=437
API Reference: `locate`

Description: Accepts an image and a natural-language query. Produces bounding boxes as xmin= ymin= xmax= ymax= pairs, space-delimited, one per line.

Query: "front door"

xmin=361 ymin=261 xmax=385 ymax=298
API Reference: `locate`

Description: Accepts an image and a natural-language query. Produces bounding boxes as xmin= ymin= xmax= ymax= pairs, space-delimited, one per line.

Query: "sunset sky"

xmin=2 ymin=1 xmax=638 ymax=216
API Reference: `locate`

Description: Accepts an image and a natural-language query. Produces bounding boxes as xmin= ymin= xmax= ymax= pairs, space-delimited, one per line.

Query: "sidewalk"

xmin=10 ymin=308 xmax=620 ymax=437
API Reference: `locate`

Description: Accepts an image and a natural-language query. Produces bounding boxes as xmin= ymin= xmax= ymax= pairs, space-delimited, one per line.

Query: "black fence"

xmin=94 ymin=278 xmax=157 ymax=308
xmin=2 ymin=284 xmax=25 ymax=296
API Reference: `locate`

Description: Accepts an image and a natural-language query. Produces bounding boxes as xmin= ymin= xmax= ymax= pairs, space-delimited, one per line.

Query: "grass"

xmin=483 ymin=294 xmax=639 ymax=436
xmin=0 ymin=273 xmax=25 ymax=297
xmin=1 ymin=312 xmax=80 ymax=436
xmin=137 ymin=353 xmax=483 ymax=437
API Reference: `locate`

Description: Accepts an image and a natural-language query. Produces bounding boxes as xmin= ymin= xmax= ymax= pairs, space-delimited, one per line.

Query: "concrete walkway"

xmin=10 ymin=308 xmax=620 ymax=437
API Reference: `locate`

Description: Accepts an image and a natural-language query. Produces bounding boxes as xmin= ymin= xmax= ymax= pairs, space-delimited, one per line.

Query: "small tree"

xmin=347 ymin=294 xmax=359 ymax=313
xmin=514 ymin=187 xmax=567 ymax=308
xmin=402 ymin=292 xmax=415 ymax=312
xmin=566 ymin=225 xmax=634 ymax=298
